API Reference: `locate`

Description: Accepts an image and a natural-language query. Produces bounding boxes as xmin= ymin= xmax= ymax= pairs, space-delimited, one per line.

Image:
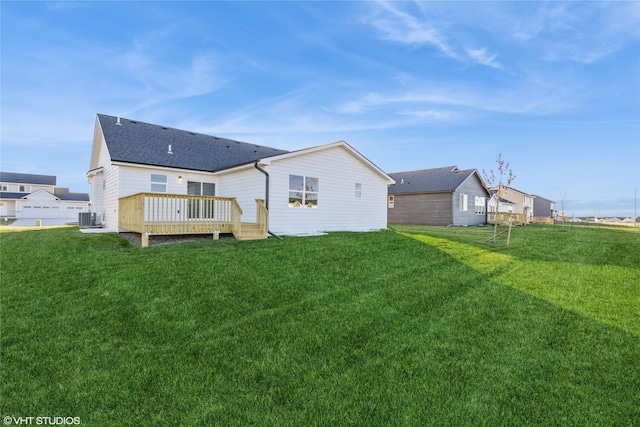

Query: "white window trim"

xmin=460 ymin=193 xmax=468 ymax=211
xmin=474 ymin=196 xmax=486 ymax=215
xmin=289 ymin=175 xmax=319 ymax=208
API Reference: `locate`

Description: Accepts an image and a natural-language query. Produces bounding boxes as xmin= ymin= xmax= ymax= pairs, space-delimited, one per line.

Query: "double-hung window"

xmin=355 ymin=183 xmax=362 ymax=199
xmin=150 ymin=174 xmax=167 ymax=192
xmin=289 ymin=175 xmax=319 ymax=208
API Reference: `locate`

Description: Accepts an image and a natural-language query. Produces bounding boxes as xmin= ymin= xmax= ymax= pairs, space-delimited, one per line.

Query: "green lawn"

xmin=1 ymin=225 xmax=639 ymax=426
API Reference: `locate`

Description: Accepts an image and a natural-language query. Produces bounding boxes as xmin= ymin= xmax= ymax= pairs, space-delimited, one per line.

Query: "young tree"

xmin=482 ymin=154 xmax=516 ymax=244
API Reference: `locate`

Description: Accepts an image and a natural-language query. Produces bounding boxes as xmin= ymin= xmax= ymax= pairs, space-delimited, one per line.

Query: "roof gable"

xmin=388 ymin=166 xmax=486 ymax=195
xmin=23 ymin=190 xmax=59 ymax=200
xmin=254 ymin=141 xmax=394 ymax=184
xmin=96 ymin=114 xmax=288 ymax=172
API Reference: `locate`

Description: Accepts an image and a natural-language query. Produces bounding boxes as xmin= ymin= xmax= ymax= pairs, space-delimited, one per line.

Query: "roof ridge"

xmin=97 ymin=113 xmax=284 ymax=150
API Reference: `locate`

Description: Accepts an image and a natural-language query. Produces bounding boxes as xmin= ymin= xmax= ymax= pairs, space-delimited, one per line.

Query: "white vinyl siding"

xmin=255 ymin=145 xmax=389 ymax=235
xmin=98 ymin=135 xmax=120 ymax=229
xmin=217 ymin=167 xmax=265 ymax=222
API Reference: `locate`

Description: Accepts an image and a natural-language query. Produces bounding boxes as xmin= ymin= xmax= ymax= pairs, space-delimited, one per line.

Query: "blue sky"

xmin=2 ymin=1 xmax=639 ymax=217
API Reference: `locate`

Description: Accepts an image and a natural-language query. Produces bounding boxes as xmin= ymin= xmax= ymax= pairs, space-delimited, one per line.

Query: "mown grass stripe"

xmin=1 ymin=226 xmax=638 ymax=425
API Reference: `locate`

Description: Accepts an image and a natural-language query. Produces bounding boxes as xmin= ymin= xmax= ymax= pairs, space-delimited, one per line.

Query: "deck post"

xmin=142 ymin=232 xmax=149 ymax=248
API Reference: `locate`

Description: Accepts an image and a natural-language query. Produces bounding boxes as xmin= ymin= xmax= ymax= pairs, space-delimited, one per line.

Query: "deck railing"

xmin=255 ymin=199 xmax=268 ymax=236
xmin=119 ymin=193 xmax=244 ymax=246
xmin=487 ymin=212 xmax=527 ymax=226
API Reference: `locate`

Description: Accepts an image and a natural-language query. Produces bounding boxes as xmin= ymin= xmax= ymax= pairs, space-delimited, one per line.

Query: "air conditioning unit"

xmin=78 ymin=212 xmax=97 ymax=228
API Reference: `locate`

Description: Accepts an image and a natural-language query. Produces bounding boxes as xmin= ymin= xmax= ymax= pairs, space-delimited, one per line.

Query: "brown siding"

xmin=388 ymin=193 xmax=452 ymax=225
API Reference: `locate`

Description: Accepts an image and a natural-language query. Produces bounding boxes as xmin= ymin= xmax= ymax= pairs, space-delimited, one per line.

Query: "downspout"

xmin=254 ymin=161 xmax=281 ymax=239
xmin=254 ymin=161 xmax=269 ymax=209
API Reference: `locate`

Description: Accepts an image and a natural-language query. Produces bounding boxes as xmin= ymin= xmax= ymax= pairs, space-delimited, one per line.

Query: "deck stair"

xmin=235 ymin=223 xmax=268 ymax=240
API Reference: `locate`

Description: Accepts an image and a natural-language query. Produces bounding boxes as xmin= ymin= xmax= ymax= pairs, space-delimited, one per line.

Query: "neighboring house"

xmin=387 ymin=166 xmax=490 ymax=226
xmin=487 ymin=190 xmax=517 ymax=213
xmin=87 ymin=114 xmax=394 ymax=240
xmin=0 ymin=172 xmax=90 ymax=219
xmin=488 ymin=185 xmax=536 ymax=223
xmin=532 ymin=195 xmax=556 ymax=219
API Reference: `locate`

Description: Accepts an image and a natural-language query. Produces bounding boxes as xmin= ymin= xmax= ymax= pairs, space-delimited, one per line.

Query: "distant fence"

xmin=487 ymin=212 xmax=526 ymax=226
xmin=531 ymin=216 xmax=553 ymax=224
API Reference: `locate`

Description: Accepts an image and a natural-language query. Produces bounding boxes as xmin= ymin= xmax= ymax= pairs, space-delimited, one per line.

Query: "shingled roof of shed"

xmin=97 ymin=114 xmax=289 ymax=172
xmin=388 ymin=166 xmax=482 ymax=195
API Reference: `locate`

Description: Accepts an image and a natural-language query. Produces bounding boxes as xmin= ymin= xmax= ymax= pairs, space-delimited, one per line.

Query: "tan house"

xmin=488 ymin=185 xmax=535 ymax=224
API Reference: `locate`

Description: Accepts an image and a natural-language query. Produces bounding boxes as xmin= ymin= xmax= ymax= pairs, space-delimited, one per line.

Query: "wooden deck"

xmin=487 ymin=212 xmax=527 ymax=226
xmin=119 ymin=193 xmax=268 ymax=247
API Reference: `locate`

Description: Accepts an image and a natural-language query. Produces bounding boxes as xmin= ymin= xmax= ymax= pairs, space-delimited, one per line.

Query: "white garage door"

xmin=66 ymin=206 xmax=86 ymax=219
xmin=22 ymin=206 xmax=61 ymax=218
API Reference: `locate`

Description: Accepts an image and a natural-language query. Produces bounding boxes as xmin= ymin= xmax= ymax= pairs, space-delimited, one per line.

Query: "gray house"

xmin=388 ymin=166 xmax=490 ymax=226
xmin=532 ymin=195 xmax=556 ymax=219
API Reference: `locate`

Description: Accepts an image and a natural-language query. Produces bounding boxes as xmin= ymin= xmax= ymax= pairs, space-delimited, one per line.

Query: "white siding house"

xmin=87 ymin=114 xmax=394 ymax=237
xmin=0 ymin=172 xmax=90 ymax=219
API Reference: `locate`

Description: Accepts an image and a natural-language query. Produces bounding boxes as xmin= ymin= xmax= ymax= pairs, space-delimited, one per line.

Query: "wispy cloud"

xmin=465 ymin=47 xmax=502 ymax=69
xmin=366 ymin=1 xmax=639 ymax=68
xmin=369 ymin=1 xmax=458 ymax=59
xmin=325 ymin=78 xmax=573 ymax=118
xmin=366 ymin=1 xmax=503 ymax=68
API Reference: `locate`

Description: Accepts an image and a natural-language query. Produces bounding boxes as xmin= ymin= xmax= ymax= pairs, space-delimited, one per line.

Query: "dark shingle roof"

xmin=57 ymin=192 xmax=90 ymax=201
xmin=0 ymin=172 xmax=56 ymax=186
xmin=0 ymin=192 xmax=29 ymax=199
xmin=0 ymin=191 xmax=89 ymax=201
xmin=388 ymin=166 xmax=482 ymax=195
xmin=98 ymin=114 xmax=289 ymax=172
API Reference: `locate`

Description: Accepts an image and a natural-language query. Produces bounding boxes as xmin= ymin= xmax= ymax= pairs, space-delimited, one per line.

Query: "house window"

xmin=474 ymin=196 xmax=486 ymax=215
xmin=150 ymin=174 xmax=167 ymax=192
xmin=187 ymin=181 xmax=216 ymax=218
xmin=355 ymin=183 xmax=362 ymax=199
xmin=459 ymin=193 xmax=468 ymax=211
xmin=19 ymin=185 xmax=30 ymax=192
xmin=187 ymin=181 xmax=215 ymax=197
xmin=388 ymin=195 xmax=394 ymax=208
xmin=0 ymin=185 xmax=7 ymax=191
xmin=289 ymin=175 xmax=318 ymax=208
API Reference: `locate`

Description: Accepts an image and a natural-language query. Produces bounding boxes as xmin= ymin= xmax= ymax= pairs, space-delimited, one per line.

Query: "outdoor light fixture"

xmin=178 ymin=176 xmax=183 ymax=183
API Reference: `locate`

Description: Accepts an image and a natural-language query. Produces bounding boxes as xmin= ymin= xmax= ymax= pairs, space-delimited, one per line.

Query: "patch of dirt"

xmin=120 ymin=232 xmax=233 ymax=247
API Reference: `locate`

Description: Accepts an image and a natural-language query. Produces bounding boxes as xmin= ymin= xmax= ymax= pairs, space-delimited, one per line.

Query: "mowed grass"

xmin=1 ymin=225 xmax=638 ymax=426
